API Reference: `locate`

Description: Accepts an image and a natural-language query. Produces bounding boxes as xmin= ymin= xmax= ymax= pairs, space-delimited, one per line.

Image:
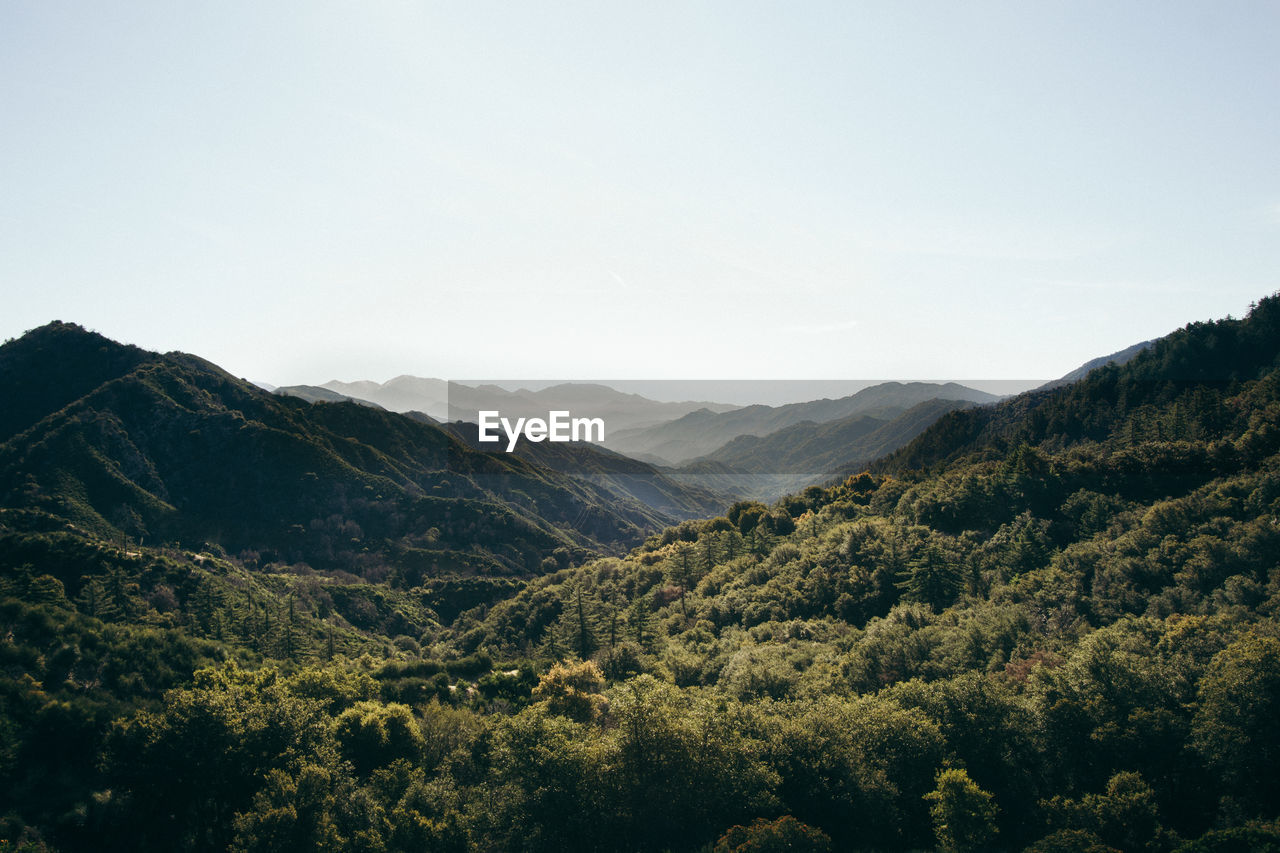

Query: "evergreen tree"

xmin=925 ymin=767 xmax=999 ymax=852
xmin=575 ymin=588 xmax=597 ymax=659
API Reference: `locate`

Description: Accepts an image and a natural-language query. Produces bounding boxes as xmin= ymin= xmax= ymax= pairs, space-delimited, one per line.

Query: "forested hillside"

xmin=3 ymin=297 xmax=1280 ymax=852
xmin=0 ymin=322 xmax=682 ymax=576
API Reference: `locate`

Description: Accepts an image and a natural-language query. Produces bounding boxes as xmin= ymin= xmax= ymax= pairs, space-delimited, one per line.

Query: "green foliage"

xmin=5 ymin=298 xmax=1280 ymax=850
xmin=924 ymin=767 xmax=999 ymax=852
xmin=530 ymin=659 xmax=608 ymax=723
xmin=334 ymin=701 xmax=426 ymax=777
xmin=1173 ymin=821 xmax=1280 ymax=853
xmin=1041 ymin=771 xmax=1167 ymax=853
xmin=712 ymin=815 xmax=832 ymax=852
xmin=1191 ymin=635 xmax=1280 ymax=816
xmin=101 ymin=664 xmax=332 ymax=850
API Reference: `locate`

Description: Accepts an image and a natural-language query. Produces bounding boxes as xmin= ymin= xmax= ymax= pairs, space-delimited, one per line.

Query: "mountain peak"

xmin=0 ymin=320 xmax=155 ymax=442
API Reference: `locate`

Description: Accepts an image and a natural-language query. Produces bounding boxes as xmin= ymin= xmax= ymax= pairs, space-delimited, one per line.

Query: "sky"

xmin=3 ymin=1 xmax=1278 ymax=391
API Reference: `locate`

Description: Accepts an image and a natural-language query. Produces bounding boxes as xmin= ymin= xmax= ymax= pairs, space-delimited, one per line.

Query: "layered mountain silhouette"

xmin=667 ymin=398 xmax=981 ymax=501
xmin=311 ymin=376 xmax=738 ymax=430
xmin=290 ymin=375 xmax=1007 ymax=506
xmin=602 ymin=381 xmax=999 ymax=466
xmin=273 ymin=383 xmax=387 ymax=409
xmin=443 ymin=419 xmax=733 ymax=521
xmin=0 ymin=323 xmax=698 ymax=582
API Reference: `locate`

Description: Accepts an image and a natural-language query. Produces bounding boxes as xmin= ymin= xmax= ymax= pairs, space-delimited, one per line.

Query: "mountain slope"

xmin=443 ymin=419 xmax=733 ymax=521
xmin=875 ymin=296 xmax=1280 ymax=476
xmin=446 ymin=293 xmax=1280 ymax=850
xmin=604 ymin=382 xmax=1000 ymax=465
xmin=698 ymin=398 xmax=981 ymax=476
xmin=274 ymin=384 xmax=387 ymax=408
xmin=323 ymin=375 xmax=449 ymax=417
xmin=663 ymin=399 xmax=982 ymax=502
xmin=0 ymin=325 xmax=678 ymax=583
xmin=1038 ymin=339 xmax=1155 ymax=390
xmin=0 ymin=321 xmax=156 ymax=443
xmin=6 ymin=300 xmax=1280 ymax=853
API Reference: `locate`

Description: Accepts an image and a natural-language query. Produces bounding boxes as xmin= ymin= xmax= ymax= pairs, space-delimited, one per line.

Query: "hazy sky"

xmin=3 ymin=2 xmax=1277 ymax=386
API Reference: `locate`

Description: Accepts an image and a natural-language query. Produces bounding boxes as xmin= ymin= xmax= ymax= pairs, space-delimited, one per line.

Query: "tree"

xmin=702 ymin=534 xmax=720 ymax=574
xmin=334 ymin=701 xmax=425 ymax=777
xmin=1192 ymin=635 xmax=1280 ymax=816
xmin=609 ymin=676 xmax=777 ymax=851
xmin=924 ymin=767 xmax=999 ymax=852
xmin=1040 ymin=771 xmax=1164 ymax=853
xmin=229 ymin=763 xmax=347 ymax=851
xmin=629 ymin=597 xmax=652 ymax=649
xmin=670 ymin=544 xmax=696 ymax=619
xmin=102 ymin=664 xmax=330 ymax=851
xmin=897 ymin=542 xmax=963 ymax=612
xmin=713 ymin=815 xmax=832 ymax=852
xmin=574 ymin=588 xmax=597 ymax=659
xmin=531 ymin=659 xmax=608 ymax=723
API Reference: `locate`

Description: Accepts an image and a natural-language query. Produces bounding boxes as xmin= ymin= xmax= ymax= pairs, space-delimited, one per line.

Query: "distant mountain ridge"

xmin=670 ymin=398 xmax=984 ymax=501
xmin=314 ymin=376 xmax=739 ymax=431
xmin=442 ymin=418 xmax=733 ymax=520
xmin=1038 ymin=339 xmax=1155 ymax=390
xmin=322 ymin=375 xmax=448 ymax=417
xmin=705 ymin=397 xmax=983 ymax=475
xmin=274 ymin=384 xmax=387 ymax=409
xmin=603 ymin=381 xmax=1001 ymax=466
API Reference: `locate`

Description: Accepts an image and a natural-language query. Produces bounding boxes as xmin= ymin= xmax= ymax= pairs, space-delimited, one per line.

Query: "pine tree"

xmin=281 ymin=595 xmax=297 ymax=661
xmin=545 ymin=621 xmax=561 ymax=659
xmin=627 ymin=597 xmax=652 ymax=649
xmin=575 ymin=589 xmax=597 ymax=659
xmin=897 ymin=543 xmax=963 ymax=612
xmin=75 ymin=576 xmax=107 ymax=619
xmin=701 ymin=535 xmax=718 ymax=574
xmin=670 ymin=544 xmax=696 ymax=619
xmin=607 ymin=594 xmax=619 ymax=649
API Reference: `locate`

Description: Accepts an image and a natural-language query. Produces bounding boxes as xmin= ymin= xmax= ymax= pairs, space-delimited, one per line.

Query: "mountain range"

xmin=280 ymin=375 xmax=1011 ymax=506
xmin=308 ymin=376 xmax=740 ymax=430
xmin=5 ymin=296 xmax=1280 ymax=852
xmin=601 ymin=381 xmax=1001 ymax=466
xmin=0 ymin=323 xmax=691 ymax=584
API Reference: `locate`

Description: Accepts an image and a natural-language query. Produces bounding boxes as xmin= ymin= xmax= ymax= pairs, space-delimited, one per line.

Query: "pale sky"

xmin=3 ymin=2 xmax=1277 ymax=388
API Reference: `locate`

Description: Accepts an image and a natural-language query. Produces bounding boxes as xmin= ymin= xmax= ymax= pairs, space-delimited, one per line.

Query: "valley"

xmin=2 ymin=298 xmax=1279 ymax=851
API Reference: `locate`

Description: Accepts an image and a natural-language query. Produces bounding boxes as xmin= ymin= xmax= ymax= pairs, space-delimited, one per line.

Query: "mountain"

xmin=0 ymin=320 xmax=153 ymax=443
xmin=442 ymin=293 xmax=1280 ymax=850
xmin=443 ymin=419 xmax=733 ymax=520
xmin=875 ymin=297 xmax=1280 ymax=476
xmin=323 ymin=375 xmax=449 ymax=417
xmin=0 ymin=323 xmax=679 ymax=584
xmin=1038 ymin=339 xmax=1155 ymax=390
xmin=6 ymin=298 xmax=1280 ymax=853
xmin=697 ymin=398 xmax=981 ymax=475
xmin=274 ymin=384 xmax=387 ymax=408
xmin=603 ymin=381 xmax=1001 ymax=465
xmin=318 ymin=376 xmax=739 ymax=430
xmin=666 ymin=398 xmax=982 ymax=502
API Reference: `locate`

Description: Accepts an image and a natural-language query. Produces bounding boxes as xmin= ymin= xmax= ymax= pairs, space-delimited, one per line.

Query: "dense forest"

xmin=3 ymin=296 xmax=1280 ymax=851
